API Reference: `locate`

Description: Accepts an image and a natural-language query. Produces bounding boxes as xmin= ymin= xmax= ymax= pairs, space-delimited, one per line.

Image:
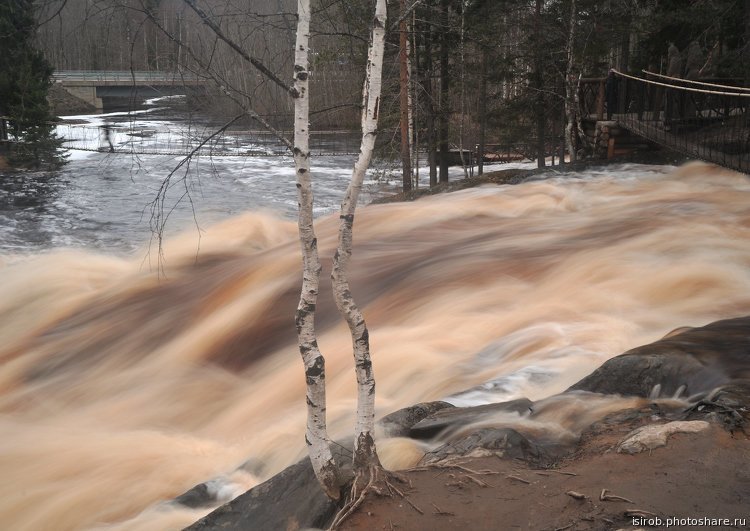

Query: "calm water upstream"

xmin=0 ymin=104 xmax=386 ymax=255
xmin=1 ymin=110 xmax=750 ymax=530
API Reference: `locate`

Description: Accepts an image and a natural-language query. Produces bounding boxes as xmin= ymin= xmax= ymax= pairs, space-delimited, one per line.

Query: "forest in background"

xmin=31 ymin=0 xmax=750 ymax=180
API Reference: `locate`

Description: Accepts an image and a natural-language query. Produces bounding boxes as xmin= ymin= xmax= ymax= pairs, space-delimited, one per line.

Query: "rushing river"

xmin=2 ymin=109 xmax=750 ymax=530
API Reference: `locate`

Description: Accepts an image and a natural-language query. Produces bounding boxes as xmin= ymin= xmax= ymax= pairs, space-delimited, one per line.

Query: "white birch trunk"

xmin=331 ymin=0 xmax=387 ymax=476
xmin=458 ymin=0 xmax=469 ymax=178
xmin=293 ymin=0 xmax=340 ymax=501
xmin=564 ymin=0 xmax=578 ymax=163
xmin=407 ymin=12 xmax=416 ymax=189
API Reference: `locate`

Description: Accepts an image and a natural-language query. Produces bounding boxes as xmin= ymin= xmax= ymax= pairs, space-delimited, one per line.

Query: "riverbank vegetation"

xmin=1 ymin=0 xmax=66 ymax=170
xmin=32 ymin=1 xmax=750 ymax=182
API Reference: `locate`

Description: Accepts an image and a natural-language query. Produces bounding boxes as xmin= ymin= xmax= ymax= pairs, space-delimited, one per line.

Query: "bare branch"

xmin=147 ymin=113 xmax=244 ymax=276
xmin=131 ymin=3 xmax=293 ymax=150
xmin=36 ymin=0 xmax=70 ymax=27
xmin=182 ymin=0 xmax=299 ymax=98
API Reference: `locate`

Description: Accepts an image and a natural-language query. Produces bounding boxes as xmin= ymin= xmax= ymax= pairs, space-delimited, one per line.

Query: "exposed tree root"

xmin=329 ymin=466 xmax=415 ymax=529
xmin=412 ymin=461 xmax=500 ymax=476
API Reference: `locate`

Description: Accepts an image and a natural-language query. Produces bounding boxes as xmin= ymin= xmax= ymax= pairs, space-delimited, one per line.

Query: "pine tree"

xmin=0 ymin=0 xmax=66 ymax=169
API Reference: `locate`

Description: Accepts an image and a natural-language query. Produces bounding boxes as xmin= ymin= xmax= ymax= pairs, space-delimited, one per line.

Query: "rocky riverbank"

xmin=183 ymin=316 xmax=750 ymax=530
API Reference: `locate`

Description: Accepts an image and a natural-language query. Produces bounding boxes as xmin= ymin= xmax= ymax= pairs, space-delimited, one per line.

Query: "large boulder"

xmin=409 ymin=398 xmax=534 ymax=439
xmin=183 ymin=456 xmax=339 ymax=531
xmin=569 ymin=316 xmax=750 ymax=398
xmin=377 ymin=401 xmax=455 ymax=437
xmin=422 ymin=427 xmax=551 ymax=464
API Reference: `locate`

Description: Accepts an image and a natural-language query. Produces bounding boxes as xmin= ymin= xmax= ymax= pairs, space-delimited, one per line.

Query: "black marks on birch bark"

xmin=356 ymin=357 xmax=372 ymax=371
xmin=305 ymin=355 xmax=325 ymax=385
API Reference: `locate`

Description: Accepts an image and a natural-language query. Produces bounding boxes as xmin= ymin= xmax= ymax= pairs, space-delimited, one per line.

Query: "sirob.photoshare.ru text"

xmin=633 ymin=516 xmax=747 ymax=528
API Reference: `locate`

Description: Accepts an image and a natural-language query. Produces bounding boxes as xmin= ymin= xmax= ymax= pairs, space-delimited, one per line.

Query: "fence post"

xmin=636 ymin=80 xmax=645 ymax=120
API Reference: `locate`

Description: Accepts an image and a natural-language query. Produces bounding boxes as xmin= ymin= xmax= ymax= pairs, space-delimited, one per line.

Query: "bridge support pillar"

xmin=57 ymin=83 xmax=103 ymax=110
xmin=593 ymin=120 xmax=617 ymax=159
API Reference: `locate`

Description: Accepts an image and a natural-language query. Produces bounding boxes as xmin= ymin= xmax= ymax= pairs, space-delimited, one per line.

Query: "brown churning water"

xmin=1 ymin=162 xmax=750 ymax=530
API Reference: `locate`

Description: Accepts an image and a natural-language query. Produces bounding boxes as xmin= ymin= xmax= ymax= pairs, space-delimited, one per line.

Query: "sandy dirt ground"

xmin=340 ymin=423 xmax=750 ymax=531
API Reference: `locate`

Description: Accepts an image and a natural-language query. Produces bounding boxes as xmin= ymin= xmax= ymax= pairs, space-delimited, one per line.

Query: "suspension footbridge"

xmin=580 ymin=71 xmax=749 ymax=174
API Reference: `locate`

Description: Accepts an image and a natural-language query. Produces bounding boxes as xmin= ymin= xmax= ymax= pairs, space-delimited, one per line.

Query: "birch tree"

xmin=331 ymin=0 xmax=387 ymax=495
xmin=129 ymin=0 xmax=390 ymax=501
xmin=295 ymin=0 xmax=391 ymax=502
xmin=564 ymin=0 xmax=578 ymax=163
xmin=292 ymin=0 xmax=341 ymax=501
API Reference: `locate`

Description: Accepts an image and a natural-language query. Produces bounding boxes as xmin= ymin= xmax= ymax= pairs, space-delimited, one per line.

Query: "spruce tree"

xmin=0 ymin=0 xmax=66 ymax=169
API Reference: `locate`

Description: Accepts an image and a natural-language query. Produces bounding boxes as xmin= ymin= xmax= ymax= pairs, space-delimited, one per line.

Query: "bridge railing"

xmin=581 ymin=72 xmax=749 ymax=174
xmin=52 ymin=71 xmax=204 ymax=84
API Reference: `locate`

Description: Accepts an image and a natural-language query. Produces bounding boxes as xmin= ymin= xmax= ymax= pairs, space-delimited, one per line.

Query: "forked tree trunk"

xmin=331 ymin=0 xmax=387 ymax=480
xmin=293 ymin=0 xmax=340 ymax=502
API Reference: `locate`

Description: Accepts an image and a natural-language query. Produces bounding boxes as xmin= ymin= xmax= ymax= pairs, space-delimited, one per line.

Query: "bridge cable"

xmin=642 ymin=71 xmax=750 ymax=93
xmin=612 ymin=70 xmax=750 ymax=98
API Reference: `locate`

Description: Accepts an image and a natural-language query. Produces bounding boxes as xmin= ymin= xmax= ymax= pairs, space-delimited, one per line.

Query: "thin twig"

xmin=431 ymin=503 xmax=454 ymax=516
xmin=466 ymin=475 xmax=492 ymax=488
xmin=550 ymin=470 xmax=578 ymax=476
xmin=387 ymin=480 xmax=424 ymax=515
xmin=182 ymin=0 xmax=297 ymax=97
xmin=625 ymin=509 xmax=659 ymax=518
xmin=599 ymin=488 xmax=634 ymax=503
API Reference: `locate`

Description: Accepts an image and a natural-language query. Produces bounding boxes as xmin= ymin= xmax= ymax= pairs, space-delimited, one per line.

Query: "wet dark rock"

xmin=183 ymin=457 xmax=338 ymax=531
xmin=683 ymin=382 xmax=750 ymax=432
xmin=409 ymin=398 xmax=533 ymax=439
xmin=174 ymin=482 xmax=218 ymax=509
xmin=422 ymin=427 xmax=550 ymax=464
xmin=377 ymin=401 xmax=455 ymax=437
xmin=569 ymin=316 xmax=750 ymax=398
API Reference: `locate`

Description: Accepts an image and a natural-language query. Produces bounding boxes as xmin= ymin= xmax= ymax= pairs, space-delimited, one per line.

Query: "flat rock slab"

xmin=617 ymin=420 xmax=711 ymax=454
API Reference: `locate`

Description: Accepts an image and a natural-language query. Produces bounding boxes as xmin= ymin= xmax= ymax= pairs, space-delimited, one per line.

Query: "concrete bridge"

xmin=52 ymin=71 xmax=207 ymax=109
